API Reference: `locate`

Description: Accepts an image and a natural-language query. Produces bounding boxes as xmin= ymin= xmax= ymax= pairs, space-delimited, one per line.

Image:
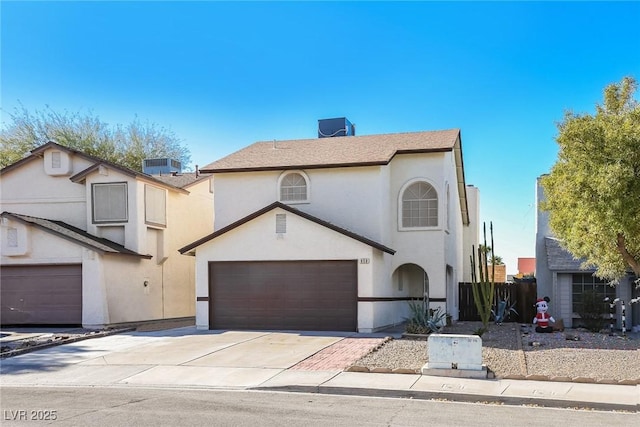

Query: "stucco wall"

xmin=0 ymin=221 xmax=83 ymax=265
xmin=0 ymin=151 xmax=93 ymax=229
xmin=463 ymin=185 xmax=480 ymax=282
xmin=388 ymin=152 xmax=449 ymax=309
xmin=213 ymin=167 xmax=386 ymax=241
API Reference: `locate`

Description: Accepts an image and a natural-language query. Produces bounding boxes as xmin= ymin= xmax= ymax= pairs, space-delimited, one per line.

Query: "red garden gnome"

xmin=533 ymin=296 xmax=555 ymax=333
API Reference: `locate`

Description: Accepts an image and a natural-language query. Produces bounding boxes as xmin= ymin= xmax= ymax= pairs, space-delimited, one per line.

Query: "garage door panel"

xmin=0 ymin=265 xmax=82 ymax=325
xmin=209 ymin=260 xmax=357 ymax=331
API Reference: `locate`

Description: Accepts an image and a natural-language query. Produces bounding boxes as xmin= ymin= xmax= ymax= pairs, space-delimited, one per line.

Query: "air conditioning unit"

xmin=318 ymin=117 xmax=355 ymax=138
xmin=142 ymin=158 xmax=182 ymax=175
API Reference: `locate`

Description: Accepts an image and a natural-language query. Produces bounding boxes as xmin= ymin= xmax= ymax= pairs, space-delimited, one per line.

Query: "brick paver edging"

xmin=291 ymin=337 xmax=391 ymax=371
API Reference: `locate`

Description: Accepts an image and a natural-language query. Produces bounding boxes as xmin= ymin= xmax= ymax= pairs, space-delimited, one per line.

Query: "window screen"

xmin=280 ymin=173 xmax=307 ymax=202
xmin=92 ymin=182 xmax=128 ymax=223
xmin=145 ymin=184 xmax=167 ymax=226
xmin=402 ymin=181 xmax=438 ymax=227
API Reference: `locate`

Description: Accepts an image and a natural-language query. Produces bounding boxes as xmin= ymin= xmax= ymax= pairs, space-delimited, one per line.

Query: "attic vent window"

xmin=51 ymin=151 xmax=61 ymax=169
xmin=7 ymin=227 xmax=18 ymax=247
xmin=276 ymin=214 xmax=286 ymax=234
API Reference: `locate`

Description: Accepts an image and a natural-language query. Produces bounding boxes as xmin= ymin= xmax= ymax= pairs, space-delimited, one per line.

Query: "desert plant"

xmin=470 ymin=222 xmax=497 ymax=335
xmin=576 ymin=290 xmax=608 ymax=332
xmin=492 ymin=297 xmax=518 ymax=325
xmin=405 ymin=299 xmax=447 ymax=335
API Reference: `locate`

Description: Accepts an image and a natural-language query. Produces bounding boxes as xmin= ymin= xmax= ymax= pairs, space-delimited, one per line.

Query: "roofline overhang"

xmin=1 ymin=212 xmax=152 ymax=259
xmin=199 ymin=148 xmax=453 ymax=174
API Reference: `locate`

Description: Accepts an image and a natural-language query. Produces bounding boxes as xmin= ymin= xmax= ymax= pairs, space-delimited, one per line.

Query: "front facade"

xmin=535 ymin=176 xmax=637 ymax=329
xmin=182 ymin=122 xmax=479 ymax=332
xmin=0 ymin=142 xmax=213 ymax=328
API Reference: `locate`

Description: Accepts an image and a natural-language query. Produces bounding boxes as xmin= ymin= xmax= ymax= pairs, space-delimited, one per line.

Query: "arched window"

xmin=401 ymin=181 xmax=438 ymax=228
xmin=279 ymin=171 xmax=309 ymax=203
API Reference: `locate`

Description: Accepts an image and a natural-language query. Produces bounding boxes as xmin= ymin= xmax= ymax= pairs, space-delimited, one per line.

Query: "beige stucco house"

xmin=180 ymin=119 xmax=480 ymax=332
xmin=0 ymin=142 xmax=213 ymax=328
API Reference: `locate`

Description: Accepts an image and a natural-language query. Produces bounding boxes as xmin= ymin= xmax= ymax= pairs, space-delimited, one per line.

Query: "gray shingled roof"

xmin=201 ymin=129 xmax=460 ymax=172
xmin=1 ymin=212 xmax=151 ymax=258
xmin=545 ymin=237 xmax=593 ymax=272
xmin=152 ymin=172 xmax=212 ymax=189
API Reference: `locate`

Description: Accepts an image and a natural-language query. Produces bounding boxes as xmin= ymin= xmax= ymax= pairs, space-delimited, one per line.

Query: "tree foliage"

xmin=541 ymin=76 xmax=640 ymax=280
xmin=0 ymin=104 xmax=191 ymax=172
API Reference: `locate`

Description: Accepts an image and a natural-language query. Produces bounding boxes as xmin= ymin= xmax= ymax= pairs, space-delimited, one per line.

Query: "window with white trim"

xmin=92 ymin=182 xmax=128 ymax=223
xmin=279 ymin=171 xmax=309 ymax=203
xmin=401 ymin=181 xmax=438 ymax=228
xmin=145 ymin=184 xmax=167 ymax=226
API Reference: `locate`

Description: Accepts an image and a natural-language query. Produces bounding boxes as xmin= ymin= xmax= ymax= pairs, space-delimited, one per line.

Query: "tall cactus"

xmin=470 ymin=222 xmax=496 ymax=335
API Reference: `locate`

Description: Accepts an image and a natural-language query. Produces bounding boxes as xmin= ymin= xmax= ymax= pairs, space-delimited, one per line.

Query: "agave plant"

xmin=405 ymin=299 xmax=448 ymax=335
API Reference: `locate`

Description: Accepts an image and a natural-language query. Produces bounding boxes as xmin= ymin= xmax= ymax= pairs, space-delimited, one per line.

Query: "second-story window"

xmin=92 ymin=182 xmax=128 ymax=223
xmin=145 ymin=184 xmax=167 ymax=227
xmin=279 ymin=171 xmax=309 ymax=203
xmin=401 ymin=181 xmax=438 ymax=228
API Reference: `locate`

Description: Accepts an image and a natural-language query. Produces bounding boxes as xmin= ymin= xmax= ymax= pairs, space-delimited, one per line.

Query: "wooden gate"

xmin=458 ymin=280 xmax=537 ymax=323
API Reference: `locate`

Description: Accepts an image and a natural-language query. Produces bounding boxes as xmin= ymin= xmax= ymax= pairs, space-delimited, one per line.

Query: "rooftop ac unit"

xmin=142 ymin=158 xmax=182 ymax=175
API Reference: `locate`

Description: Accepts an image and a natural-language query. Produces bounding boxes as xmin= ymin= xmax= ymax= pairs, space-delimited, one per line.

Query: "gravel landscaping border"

xmin=351 ymin=321 xmax=640 ymax=385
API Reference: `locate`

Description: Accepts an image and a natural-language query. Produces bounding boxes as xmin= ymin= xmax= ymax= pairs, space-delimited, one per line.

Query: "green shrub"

xmin=576 ymin=290 xmax=607 ymax=332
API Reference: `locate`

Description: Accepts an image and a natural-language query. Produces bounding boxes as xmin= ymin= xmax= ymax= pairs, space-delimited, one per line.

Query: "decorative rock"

xmin=503 ymin=374 xmax=526 ymax=380
xmin=370 ymin=367 xmax=392 ymax=373
xmin=392 ymin=368 xmax=418 ymax=374
xmin=572 ymin=377 xmax=596 ymax=383
xmin=549 ymin=376 xmax=572 ymax=382
xmin=617 ymin=379 xmax=639 ymax=385
xmin=344 ymin=365 xmax=369 ymax=373
xmin=525 ymin=374 xmax=549 ymax=381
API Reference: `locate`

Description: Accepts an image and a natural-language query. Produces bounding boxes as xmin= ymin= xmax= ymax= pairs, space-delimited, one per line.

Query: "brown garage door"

xmin=209 ymin=260 xmax=357 ymax=331
xmin=0 ymin=264 xmax=82 ymax=325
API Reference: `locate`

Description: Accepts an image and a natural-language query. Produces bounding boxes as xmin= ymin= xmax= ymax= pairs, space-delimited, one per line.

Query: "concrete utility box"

xmin=422 ymin=334 xmax=487 ymax=378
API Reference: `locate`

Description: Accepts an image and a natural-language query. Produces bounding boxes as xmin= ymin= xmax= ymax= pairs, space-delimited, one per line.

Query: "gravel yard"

xmin=354 ymin=321 xmax=640 ymax=383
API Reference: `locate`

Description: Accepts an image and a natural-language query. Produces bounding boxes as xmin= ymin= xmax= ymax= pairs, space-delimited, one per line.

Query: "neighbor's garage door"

xmin=209 ymin=260 xmax=357 ymax=331
xmin=0 ymin=264 xmax=82 ymax=325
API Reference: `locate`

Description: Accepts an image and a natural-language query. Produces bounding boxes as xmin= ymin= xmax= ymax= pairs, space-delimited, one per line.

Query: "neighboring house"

xmin=0 ymin=142 xmax=213 ymax=328
xmin=535 ymin=176 xmax=637 ymax=329
xmin=488 ymin=264 xmax=507 ymax=283
xmin=180 ymin=118 xmax=479 ymax=332
xmin=517 ymin=257 xmax=535 ymax=276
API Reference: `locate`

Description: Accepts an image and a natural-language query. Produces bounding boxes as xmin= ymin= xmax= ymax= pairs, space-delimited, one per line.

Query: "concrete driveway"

xmin=0 ymin=327 xmax=389 ymax=389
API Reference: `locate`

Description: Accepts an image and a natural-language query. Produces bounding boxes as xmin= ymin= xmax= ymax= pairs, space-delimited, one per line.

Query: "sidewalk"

xmin=1 ymin=327 xmax=637 ymax=412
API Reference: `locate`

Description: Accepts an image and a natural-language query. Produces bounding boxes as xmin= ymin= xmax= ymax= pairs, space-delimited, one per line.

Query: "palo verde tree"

xmin=0 ymin=104 xmax=191 ymax=172
xmin=541 ymin=76 xmax=640 ymax=282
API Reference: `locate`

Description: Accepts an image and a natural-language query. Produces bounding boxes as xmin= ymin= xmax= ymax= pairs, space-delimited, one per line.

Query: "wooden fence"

xmin=458 ymin=281 xmax=537 ymax=323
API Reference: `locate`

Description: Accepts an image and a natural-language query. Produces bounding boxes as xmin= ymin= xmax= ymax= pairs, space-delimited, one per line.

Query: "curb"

xmin=0 ymin=328 xmax=135 ymax=359
xmin=253 ymin=384 xmax=639 ymax=412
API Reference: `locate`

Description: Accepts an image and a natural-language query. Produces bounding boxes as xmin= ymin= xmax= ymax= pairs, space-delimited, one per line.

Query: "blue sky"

xmin=2 ymin=1 xmax=639 ymax=273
